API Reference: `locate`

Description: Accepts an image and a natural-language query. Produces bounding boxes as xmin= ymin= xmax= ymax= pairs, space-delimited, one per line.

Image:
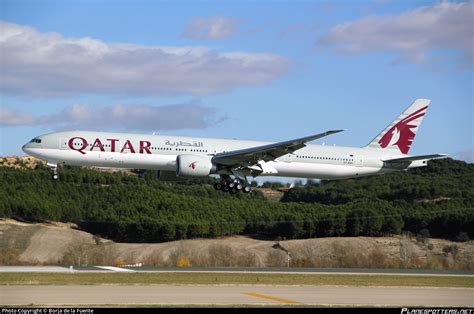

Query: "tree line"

xmin=0 ymin=158 xmax=472 ymax=242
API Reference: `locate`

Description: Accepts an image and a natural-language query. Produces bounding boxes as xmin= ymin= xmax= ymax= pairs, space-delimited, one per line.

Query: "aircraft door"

xmin=281 ymin=153 xmax=294 ymax=162
xmin=60 ymin=138 xmax=67 ymax=150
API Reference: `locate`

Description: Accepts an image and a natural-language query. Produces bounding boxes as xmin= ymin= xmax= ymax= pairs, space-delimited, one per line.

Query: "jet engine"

xmin=176 ymin=154 xmax=216 ymax=177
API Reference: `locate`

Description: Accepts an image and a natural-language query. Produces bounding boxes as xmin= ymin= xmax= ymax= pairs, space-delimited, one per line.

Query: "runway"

xmin=1 ymin=285 xmax=473 ymax=306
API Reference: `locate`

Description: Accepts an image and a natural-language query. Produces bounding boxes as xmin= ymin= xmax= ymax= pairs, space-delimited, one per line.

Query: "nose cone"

xmin=22 ymin=143 xmax=32 ymax=155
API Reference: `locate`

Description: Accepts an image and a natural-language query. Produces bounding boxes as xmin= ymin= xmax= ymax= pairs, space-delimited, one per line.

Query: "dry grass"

xmin=0 ymin=156 xmax=43 ymax=169
xmin=268 ymin=240 xmax=473 ymax=270
xmin=61 ymin=243 xmax=120 ymax=266
xmin=159 ymin=243 xmax=259 ymax=267
xmin=0 ymin=224 xmax=40 ymax=265
xmin=0 ymin=272 xmax=473 ymax=288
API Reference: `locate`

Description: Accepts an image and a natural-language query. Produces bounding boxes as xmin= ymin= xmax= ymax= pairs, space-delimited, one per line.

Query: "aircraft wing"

xmin=382 ymin=154 xmax=448 ymax=163
xmin=212 ymin=130 xmax=344 ymax=166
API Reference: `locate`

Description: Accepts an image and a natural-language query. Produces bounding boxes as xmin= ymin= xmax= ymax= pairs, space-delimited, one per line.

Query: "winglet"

xmin=307 ymin=129 xmax=344 ymax=141
xmin=288 ymin=129 xmax=344 ymax=146
xmin=328 ymin=129 xmax=345 ymax=134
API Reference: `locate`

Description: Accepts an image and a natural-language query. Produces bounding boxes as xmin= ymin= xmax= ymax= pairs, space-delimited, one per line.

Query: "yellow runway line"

xmin=243 ymin=292 xmax=301 ymax=304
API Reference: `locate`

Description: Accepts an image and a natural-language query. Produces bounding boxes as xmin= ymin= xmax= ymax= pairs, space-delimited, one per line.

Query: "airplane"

xmin=22 ymin=99 xmax=446 ymax=194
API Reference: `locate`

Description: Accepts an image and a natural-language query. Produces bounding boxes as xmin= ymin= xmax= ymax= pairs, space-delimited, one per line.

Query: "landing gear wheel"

xmin=214 ymin=183 xmax=222 ymax=190
xmin=236 ymin=183 xmax=243 ymax=190
xmin=243 ymin=186 xmax=251 ymax=193
xmin=53 ymin=174 xmax=59 ymax=180
xmin=222 ymin=185 xmax=230 ymax=193
xmin=228 ymin=182 xmax=235 ymax=189
xmin=230 ymin=188 xmax=239 ymax=195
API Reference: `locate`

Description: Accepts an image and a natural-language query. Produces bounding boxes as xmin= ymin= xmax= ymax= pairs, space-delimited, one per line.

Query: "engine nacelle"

xmin=176 ymin=154 xmax=216 ymax=177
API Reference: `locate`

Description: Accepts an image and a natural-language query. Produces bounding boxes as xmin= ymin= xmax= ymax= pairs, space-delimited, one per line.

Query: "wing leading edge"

xmin=212 ymin=130 xmax=344 ymax=167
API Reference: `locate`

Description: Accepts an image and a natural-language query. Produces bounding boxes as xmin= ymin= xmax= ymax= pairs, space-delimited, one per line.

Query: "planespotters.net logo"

xmin=401 ymin=308 xmax=474 ymax=314
xmin=378 ymin=106 xmax=428 ymax=154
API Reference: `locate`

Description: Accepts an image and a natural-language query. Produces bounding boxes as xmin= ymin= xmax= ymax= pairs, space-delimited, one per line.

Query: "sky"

xmin=0 ymin=0 xmax=473 ymax=165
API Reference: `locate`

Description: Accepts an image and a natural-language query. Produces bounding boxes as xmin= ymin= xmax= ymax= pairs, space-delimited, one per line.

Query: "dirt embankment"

xmin=1 ymin=219 xmax=473 ymax=269
xmin=0 ymin=156 xmax=43 ymax=169
xmin=0 ymin=156 xmax=134 ymax=175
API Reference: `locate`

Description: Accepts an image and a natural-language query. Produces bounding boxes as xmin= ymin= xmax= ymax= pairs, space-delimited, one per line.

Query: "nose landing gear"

xmin=46 ymin=162 xmax=59 ymax=180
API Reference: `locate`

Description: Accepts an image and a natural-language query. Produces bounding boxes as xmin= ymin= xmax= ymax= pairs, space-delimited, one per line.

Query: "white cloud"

xmin=319 ymin=1 xmax=473 ymax=65
xmin=0 ymin=107 xmax=37 ymax=126
xmin=0 ymin=21 xmax=289 ymax=96
xmin=182 ymin=16 xmax=241 ymax=40
xmin=0 ymin=104 xmax=222 ymax=131
xmin=455 ymin=149 xmax=474 ymax=163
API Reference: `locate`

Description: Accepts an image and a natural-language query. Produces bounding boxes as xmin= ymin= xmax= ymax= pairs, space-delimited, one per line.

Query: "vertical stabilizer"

xmin=365 ymin=99 xmax=430 ymax=154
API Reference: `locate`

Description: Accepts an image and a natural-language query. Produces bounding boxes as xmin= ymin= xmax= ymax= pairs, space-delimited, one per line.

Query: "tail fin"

xmin=365 ymin=99 xmax=431 ymax=154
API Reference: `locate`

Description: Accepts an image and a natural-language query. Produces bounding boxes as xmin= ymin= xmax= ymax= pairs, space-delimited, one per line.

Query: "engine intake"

xmin=176 ymin=154 xmax=216 ymax=177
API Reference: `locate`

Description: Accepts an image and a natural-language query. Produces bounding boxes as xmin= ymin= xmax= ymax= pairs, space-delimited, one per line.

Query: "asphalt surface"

xmin=1 ymin=285 xmax=473 ymax=306
xmin=0 ymin=266 xmax=74 ymax=273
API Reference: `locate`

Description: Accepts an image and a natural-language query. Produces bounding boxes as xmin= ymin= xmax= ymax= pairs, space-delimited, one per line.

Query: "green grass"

xmin=1 ymin=272 xmax=473 ymax=288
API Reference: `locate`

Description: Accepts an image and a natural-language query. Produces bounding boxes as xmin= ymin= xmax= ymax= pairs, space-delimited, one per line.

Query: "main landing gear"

xmin=213 ymin=178 xmax=252 ymax=194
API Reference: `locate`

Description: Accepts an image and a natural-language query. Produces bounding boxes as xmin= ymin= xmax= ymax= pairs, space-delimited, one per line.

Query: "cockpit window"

xmin=30 ymin=138 xmax=42 ymax=144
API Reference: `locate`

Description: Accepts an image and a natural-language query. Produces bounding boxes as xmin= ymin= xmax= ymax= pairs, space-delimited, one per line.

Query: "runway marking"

xmin=243 ymin=292 xmax=301 ymax=304
xmin=95 ymin=266 xmax=134 ymax=272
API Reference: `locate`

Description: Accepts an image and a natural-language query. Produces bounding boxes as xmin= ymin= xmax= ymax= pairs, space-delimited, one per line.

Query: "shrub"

xmin=456 ymin=232 xmax=470 ymax=242
xmin=442 ymin=244 xmax=459 ymax=259
xmin=416 ymin=229 xmax=430 ymax=244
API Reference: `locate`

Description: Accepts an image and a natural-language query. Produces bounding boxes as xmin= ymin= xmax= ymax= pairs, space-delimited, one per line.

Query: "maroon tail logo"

xmin=189 ymin=161 xmax=197 ymax=170
xmin=378 ymin=106 xmax=428 ymax=154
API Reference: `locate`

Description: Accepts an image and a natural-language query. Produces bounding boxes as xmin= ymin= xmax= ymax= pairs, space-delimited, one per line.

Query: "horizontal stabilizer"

xmin=382 ymin=154 xmax=448 ymax=163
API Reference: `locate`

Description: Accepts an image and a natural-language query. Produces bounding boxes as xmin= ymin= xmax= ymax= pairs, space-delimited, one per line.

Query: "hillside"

xmin=282 ymin=158 xmax=474 ymax=204
xmin=0 ymin=157 xmax=472 ymax=243
xmin=1 ymin=219 xmax=473 ymax=269
xmin=0 ymin=156 xmax=43 ymax=169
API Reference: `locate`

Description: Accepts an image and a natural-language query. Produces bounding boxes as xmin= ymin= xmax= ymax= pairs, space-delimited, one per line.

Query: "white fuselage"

xmin=22 ymin=131 xmax=425 ymax=180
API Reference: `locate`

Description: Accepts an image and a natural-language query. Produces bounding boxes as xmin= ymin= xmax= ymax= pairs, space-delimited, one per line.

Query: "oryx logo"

xmin=378 ymin=106 xmax=428 ymax=154
xmin=189 ymin=161 xmax=197 ymax=170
